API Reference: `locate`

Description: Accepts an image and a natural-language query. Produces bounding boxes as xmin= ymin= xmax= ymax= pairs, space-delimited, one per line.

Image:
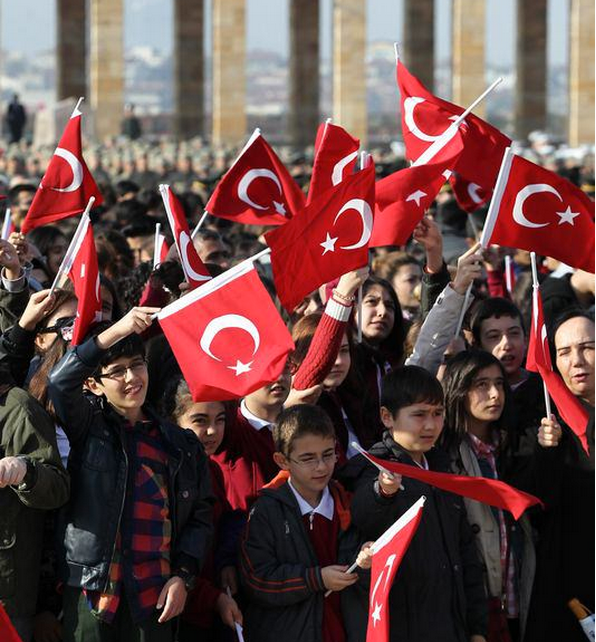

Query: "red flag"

xmin=160 ymin=185 xmax=211 ymax=290
xmin=66 ymin=216 xmax=102 ymax=346
xmin=448 ymin=172 xmax=490 ymax=213
xmin=205 ymin=131 xmax=306 ymax=226
xmin=158 ymin=261 xmax=294 ymax=401
xmin=370 ymin=133 xmax=463 ymax=247
xmin=366 ymin=497 xmax=425 ymax=642
xmin=266 ymin=165 xmax=375 ymax=312
xmin=0 ymin=603 xmax=23 ymax=642
xmin=527 ymin=285 xmax=589 ymax=453
xmin=21 ymin=104 xmax=103 ymax=234
xmin=397 ymin=59 xmax=510 ymax=193
xmin=482 ymin=152 xmax=595 ymax=273
xmin=361 ymin=448 xmax=541 ymax=520
xmin=307 ymin=121 xmax=360 ymax=204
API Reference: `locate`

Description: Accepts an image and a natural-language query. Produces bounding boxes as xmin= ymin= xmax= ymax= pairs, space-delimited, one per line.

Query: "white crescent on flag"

xmin=179 ymin=231 xmax=211 ymax=283
xmin=403 ymin=97 xmax=461 ymax=143
xmin=238 ymin=168 xmax=283 ymax=211
xmin=513 ymin=183 xmax=561 ymax=229
xmin=331 ymin=151 xmax=359 ymax=186
xmin=333 ymin=198 xmax=373 ymax=250
xmin=468 ymin=182 xmax=484 ymax=204
xmin=50 ymin=148 xmax=84 ymax=193
xmin=199 ymin=313 xmax=261 ymax=376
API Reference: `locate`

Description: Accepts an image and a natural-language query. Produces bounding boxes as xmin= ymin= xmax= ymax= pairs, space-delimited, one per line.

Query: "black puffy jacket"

xmin=48 ymin=337 xmax=213 ymax=591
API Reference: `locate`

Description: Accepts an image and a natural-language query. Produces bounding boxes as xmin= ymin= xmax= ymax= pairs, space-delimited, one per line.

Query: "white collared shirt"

xmin=240 ymin=398 xmax=274 ymax=432
xmin=288 ymin=479 xmax=335 ymax=521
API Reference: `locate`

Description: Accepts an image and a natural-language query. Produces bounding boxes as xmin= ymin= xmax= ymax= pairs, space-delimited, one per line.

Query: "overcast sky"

xmin=1 ymin=0 xmax=568 ymax=67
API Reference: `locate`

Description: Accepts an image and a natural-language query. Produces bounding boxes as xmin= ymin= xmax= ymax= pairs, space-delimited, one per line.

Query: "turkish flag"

xmin=397 ymin=59 xmax=511 ymax=193
xmin=483 ymin=152 xmax=595 ymax=273
xmin=206 ymin=131 xmax=306 ymax=226
xmin=0 ymin=602 xmax=24 ymax=642
xmin=448 ymin=172 xmax=490 ymax=213
xmin=360 ymin=448 xmax=541 ymax=520
xmin=266 ymin=165 xmax=375 ymax=312
xmin=307 ymin=121 xmax=360 ymax=204
xmin=158 ymin=261 xmax=294 ymax=401
xmin=366 ymin=497 xmax=425 ymax=642
xmin=527 ymin=285 xmax=590 ymax=454
xmin=21 ymin=104 xmax=103 ymax=234
xmin=160 ymin=185 xmax=211 ymax=289
xmin=370 ymin=133 xmax=463 ymax=247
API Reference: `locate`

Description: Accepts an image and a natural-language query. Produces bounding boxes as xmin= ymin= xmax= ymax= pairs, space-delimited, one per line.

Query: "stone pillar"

xmin=515 ymin=0 xmax=547 ymax=139
xmin=89 ymin=0 xmax=124 ymax=140
xmin=452 ymin=0 xmax=486 ymax=115
xmin=333 ymin=0 xmax=367 ymax=143
xmin=174 ymin=0 xmax=204 ymax=139
xmin=289 ymin=0 xmax=319 ymax=149
xmin=212 ymin=0 xmax=246 ymax=146
xmin=402 ymin=0 xmax=434 ymax=90
xmin=57 ymin=0 xmax=86 ymax=101
xmin=569 ymin=0 xmax=595 ymax=145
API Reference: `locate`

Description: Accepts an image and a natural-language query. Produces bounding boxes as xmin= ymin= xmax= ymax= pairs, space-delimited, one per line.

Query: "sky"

xmin=0 ymin=0 xmax=569 ymax=69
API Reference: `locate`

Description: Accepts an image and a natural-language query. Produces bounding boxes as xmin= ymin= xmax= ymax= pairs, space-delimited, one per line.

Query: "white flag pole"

xmin=72 ymin=96 xmax=85 ymax=117
xmin=479 ymin=147 xmax=514 ymax=248
xmin=49 ymin=196 xmax=95 ymax=296
xmin=393 ymin=42 xmax=400 ymax=63
xmin=454 ymin=284 xmax=473 ymax=338
xmin=153 ymin=223 xmax=162 ymax=268
xmin=505 ymin=255 xmax=513 ymax=296
xmin=191 ymin=211 xmax=209 ymax=239
xmin=412 ymin=77 xmax=503 ymax=168
xmin=356 ymin=151 xmax=371 ymax=344
xmin=530 ymin=251 xmax=552 ymax=419
xmin=1 ymin=208 xmax=11 ymax=240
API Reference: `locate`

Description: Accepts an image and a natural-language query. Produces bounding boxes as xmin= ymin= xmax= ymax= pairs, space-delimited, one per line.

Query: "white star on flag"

xmin=556 ymin=205 xmax=580 ymax=226
xmin=371 ymin=601 xmax=382 ymax=626
xmin=228 ymin=360 xmax=253 ymax=376
xmin=406 ymin=190 xmax=427 ymax=207
xmin=320 ymin=232 xmax=339 ymax=255
xmin=273 ymin=201 xmax=286 ymax=216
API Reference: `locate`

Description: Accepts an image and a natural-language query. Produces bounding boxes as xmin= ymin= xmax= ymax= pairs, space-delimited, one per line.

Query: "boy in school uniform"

xmin=47 ymin=307 xmax=213 ymax=642
xmin=349 ymin=365 xmax=487 ymax=642
xmin=240 ymin=404 xmax=371 ymax=642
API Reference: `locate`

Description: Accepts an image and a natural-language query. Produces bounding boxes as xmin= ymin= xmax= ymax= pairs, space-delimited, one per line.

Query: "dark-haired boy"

xmin=350 ymin=366 xmax=487 ymax=642
xmin=240 ymin=404 xmax=371 ymax=642
xmin=48 ymin=307 xmax=213 ymax=641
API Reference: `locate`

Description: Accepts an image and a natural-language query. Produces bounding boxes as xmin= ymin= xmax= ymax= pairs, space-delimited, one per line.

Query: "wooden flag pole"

xmin=530 ymin=251 xmax=552 ymax=419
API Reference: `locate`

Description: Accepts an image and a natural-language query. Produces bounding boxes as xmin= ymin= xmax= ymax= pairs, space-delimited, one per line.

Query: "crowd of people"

xmin=0 ymin=130 xmax=593 ymax=642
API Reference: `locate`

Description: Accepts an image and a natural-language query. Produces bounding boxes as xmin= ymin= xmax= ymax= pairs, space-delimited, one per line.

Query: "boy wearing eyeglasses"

xmin=47 ymin=306 xmax=213 ymax=642
xmin=240 ymin=404 xmax=372 ymax=642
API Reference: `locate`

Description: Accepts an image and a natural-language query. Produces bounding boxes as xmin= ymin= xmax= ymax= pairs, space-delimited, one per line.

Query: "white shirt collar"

xmin=288 ymin=479 xmax=335 ymax=521
xmin=240 ymin=399 xmax=273 ymax=431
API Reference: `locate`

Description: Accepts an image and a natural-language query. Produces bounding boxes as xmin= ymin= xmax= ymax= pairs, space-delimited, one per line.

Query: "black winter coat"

xmin=348 ymin=433 xmax=487 ymax=642
xmin=47 ymin=337 xmax=213 ymax=591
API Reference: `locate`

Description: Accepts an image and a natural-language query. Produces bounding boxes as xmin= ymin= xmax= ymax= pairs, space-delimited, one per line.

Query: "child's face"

xmin=465 ymin=365 xmax=505 ymax=426
xmin=381 ymin=402 xmax=444 ymax=461
xmin=359 ymin=285 xmax=396 ymax=345
xmin=87 ymin=354 xmax=148 ymax=420
xmin=244 ymin=366 xmax=291 ymax=411
xmin=323 ymin=333 xmax=351 ymax=390
xmin=478 ymin=315 xmax=526 ymax=380
xmin=276 ymin=434 xmax=337 ymax=501
xmin=178 ymin=401 xmax=226 ymax=456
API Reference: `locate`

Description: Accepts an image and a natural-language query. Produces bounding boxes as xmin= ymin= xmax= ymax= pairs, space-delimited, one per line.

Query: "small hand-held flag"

xmin=158 ymin=257 xmax=294 ymax=401
xmin=366 ymin=496 xmax=426 ymax=642
xmin=153 ymin=222 xmax=169 ymax=268
xmin=21 ymin=98 xmax=103 ymax=234
xmin=159 ymin=184 xmax=211 ymax=290
xmin=480 ymin=148 xmax=595 ymax=273
xmin=0 ymin=602 xmax=23 ymax=642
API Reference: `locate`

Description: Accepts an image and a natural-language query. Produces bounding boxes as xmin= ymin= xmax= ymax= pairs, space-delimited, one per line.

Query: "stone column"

xmin=212 ymin=0 xmax=246 ymax=146
xmin=402 ymin=0 xmax=434 ymax=90
xmin=289 ymin=0 xmax=319 ymax=149
xmin=515 ymin=0 xmax=547 ymax=139
xmin=57 ymin=0 xmax=86 ymax=101
xmin=174 ymin=0 xmax=204 ymax=139
xmin=569 ymin=0 xmax=595 ymax=145
xmin=452 ymin=0 xmax=486 ymax=115
xmin=333 ymin=0 xmax=367 ymax=143
xmin=89 ymin=0 xmax=124 ymax=140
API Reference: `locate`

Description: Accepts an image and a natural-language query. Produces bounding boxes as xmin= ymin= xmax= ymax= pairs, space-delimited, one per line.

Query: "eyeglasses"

xmin=97 ymin=358 xmax=147 ymax=382
xmin=38 ymin=316 xmax=76 ymax=342
xmin=288 ymin=452 xmax=338 ymax=470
